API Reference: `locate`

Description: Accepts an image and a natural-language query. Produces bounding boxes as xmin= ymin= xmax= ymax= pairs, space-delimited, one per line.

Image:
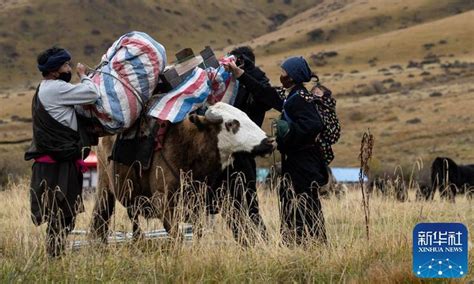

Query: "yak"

xmin=91 ymin=102 xmax=275 ymax=241
xmin=427 ymin=157 xmax=474 ymax=201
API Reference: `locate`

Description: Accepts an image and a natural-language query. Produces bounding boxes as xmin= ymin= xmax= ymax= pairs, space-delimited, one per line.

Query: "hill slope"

xmin=239 ymin=0 xmax=474 ymax=80
xmin=241 ymin=0 xmax=474 ymax=168
xmin=0 ymin=0 xmax=317 ymax=87
xmin=1 ymin=0 xmax=474 ymax=170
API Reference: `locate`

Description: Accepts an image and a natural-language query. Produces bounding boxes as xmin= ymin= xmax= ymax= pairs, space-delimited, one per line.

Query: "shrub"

xmin=307 ymin=28 xmax=325 ymax=42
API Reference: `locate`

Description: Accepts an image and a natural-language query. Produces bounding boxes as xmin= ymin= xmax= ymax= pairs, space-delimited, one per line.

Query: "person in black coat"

xmin=213 ymin=46 xmax=272 ymax=246
xmin=25 ymin=47 xmax=98 ymax=257
xmin=225 ymin=56 xmax=328 ymax=246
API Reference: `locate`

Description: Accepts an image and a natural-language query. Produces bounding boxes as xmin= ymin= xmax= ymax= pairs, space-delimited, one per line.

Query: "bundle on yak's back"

xmin=77 ymin=31 xmax=167 ymax=133
xmin=77 ymin=31 xmax=238 ymax=134
xmin=147 ymin=50 xmax=238 ymax=123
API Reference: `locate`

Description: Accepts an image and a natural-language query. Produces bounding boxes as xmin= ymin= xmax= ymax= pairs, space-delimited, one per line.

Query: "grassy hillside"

xmin=1 ymin=0 xmax=473 ymax=170
xmin=244 ymin=0 xmax=474 ymax=168
xmin=0 ymin=2 xmax=474 ymax=281
xmin=243 ymin=0 xmax=474 ymax=81
xmin=0 ymin=0 xmax=317 ymax=88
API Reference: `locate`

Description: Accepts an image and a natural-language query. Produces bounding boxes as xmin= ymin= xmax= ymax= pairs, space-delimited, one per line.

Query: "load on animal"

xmin=72 ymin=31 xmax=276 ymax=241
xmin=26 ymin=30 xmax=342 ymax=255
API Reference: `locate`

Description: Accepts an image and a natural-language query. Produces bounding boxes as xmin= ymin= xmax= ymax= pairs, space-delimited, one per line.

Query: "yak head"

xmin=189 ymin=102 xmax=275 ymax=169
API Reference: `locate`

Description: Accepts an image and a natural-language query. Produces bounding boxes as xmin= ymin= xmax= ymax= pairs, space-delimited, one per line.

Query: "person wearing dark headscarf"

xmin=225 ymin=56 xmax=328 ymax=246
xmin=211 ymin=46 xmax=273 ymax=246
xmin=25 ymin=47 xmax=99 ymax=257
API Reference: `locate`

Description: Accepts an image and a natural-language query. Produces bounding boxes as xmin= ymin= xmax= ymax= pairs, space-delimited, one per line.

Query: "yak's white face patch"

xmin=206 ymin=102 xmax=268 ymax=169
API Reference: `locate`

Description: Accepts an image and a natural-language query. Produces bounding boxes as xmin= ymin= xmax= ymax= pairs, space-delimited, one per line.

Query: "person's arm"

xmin=56 ymin=63 xmax=99 ymax=106
xmin=238 ymin=72 xmax=284 ymax=112
xmin=225 ymin=61 xmax=283 ymax=112
xmin=54 ymin=77 xmax=100 ymax=106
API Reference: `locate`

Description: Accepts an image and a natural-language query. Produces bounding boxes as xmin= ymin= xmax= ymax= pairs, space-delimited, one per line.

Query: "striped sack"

xmin=77 ymin=31 xmax=167 ymax=133
xmin=147 ymin=57 xmax=238 ymax=123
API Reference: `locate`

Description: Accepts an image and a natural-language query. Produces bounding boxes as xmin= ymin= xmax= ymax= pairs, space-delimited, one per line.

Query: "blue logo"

xmin=413 ymin=223 xmax=468 ymax=278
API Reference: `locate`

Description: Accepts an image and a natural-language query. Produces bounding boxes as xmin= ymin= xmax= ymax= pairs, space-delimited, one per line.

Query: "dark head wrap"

xmin=37 ymin=48 xmax=71 ymax=73
xmin=281 ymin=56 xmax=312 ymax=84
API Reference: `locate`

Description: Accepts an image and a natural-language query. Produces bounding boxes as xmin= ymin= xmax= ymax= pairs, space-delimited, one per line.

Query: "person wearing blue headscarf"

xmin=25 ymin=46 xmax=100 ymax=257
xmin=280 ymin=56 xmax=313 ymax=86
xmin=224 ymin=55 xmax=328 ymax=246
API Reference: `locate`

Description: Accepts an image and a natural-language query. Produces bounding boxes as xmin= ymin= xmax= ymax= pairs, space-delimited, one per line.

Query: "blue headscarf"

xmin=281 ymin=56 xmax=312 ymax=84
xmin=37 ymin=49 xmax=71 ymax=73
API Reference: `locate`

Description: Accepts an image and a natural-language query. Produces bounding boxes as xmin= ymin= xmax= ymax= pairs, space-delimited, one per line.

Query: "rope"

xmin=83 ymin=62 xmax=144 ymax=107
xmin=270 ymin=119 xmax=278 ymax=169
xmin=270 ymin=118 xmax=281 ymax=191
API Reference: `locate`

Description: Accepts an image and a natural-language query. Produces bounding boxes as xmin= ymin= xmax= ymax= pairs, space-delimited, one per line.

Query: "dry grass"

xmin=1 ymin=2 xmax=473 ymax=281
xmin=0 ymin=178 xmax=472 ymax=282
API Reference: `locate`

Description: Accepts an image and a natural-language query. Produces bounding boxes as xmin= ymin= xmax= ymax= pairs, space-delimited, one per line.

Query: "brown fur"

xmin=91 ymin=115 xmax=223 ymax=241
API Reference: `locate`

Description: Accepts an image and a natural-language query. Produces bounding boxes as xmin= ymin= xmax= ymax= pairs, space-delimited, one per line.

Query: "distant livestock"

xmin=426 ymin=157 xmax=474 ymax=201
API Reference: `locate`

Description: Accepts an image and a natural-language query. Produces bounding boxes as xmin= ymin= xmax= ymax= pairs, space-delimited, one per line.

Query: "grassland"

xmin=0 ymin=179 xmax=472 ymax=282
xmin=1 ymin=2 xmax=474 ymax=280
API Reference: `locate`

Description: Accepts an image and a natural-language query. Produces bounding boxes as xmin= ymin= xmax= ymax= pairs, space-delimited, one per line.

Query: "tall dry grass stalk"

xmin=0 ymin=176 xmax=472 ymax=282
xmin=359 ymin=130 xmax=374 ymax=241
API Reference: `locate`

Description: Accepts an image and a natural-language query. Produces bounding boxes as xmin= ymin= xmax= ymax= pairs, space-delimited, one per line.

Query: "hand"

xmin=76 ymin=63 xmax=86 ymax=77
xmin=223 ymin=60 xmax=244 ymax=78
xmin=275 ymin=119 xmax=289 ymax=139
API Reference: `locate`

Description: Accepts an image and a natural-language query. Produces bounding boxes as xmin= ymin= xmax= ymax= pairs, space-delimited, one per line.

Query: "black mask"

xmin=58 ymin=72 xmax=72 ymax=83
xmin=280 ymin=75 xmax=294 ymax=89
xmin=235 ymin=57 xmax=244 ymax=68
xmin=233 ymin=54 xmax=255 ymax=71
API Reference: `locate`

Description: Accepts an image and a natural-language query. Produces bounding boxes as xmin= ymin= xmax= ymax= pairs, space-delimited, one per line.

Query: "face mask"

xmin=235 ymin=57 xmax=245 ymax=68
xmin=280 ymin=75 xmax=294 ymax=89
xmin=57 ymin=72 xmax=72 ymax=83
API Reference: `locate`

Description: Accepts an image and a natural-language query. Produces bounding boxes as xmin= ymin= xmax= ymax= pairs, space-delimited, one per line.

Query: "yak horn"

xmin=204 ymin=110 xmax=224 ymax=124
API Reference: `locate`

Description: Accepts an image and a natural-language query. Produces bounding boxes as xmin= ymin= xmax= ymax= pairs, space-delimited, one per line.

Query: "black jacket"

xmin=238 ymin=71 xmax=284 ymax=113
xmin=279 ymin=85 xmax=324 ymax=153
xmin=237 ymin=74 xmax=323 ymax=153
xmin=233 ymin=66 xmax=273 ymax=127
xmin=25 ymin=87 xmax=90 ymax=162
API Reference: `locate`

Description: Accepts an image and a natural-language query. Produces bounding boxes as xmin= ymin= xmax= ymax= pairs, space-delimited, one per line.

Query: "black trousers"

xmin=29 ymin=161 xmax=83 ymax=256
xmin=46 ymin=215 xmax=76 ymax=257
xmin=214 ymin=153 xmax=267 ymax=245
xmin=279 ymin=147 xmax=328 ymax=245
